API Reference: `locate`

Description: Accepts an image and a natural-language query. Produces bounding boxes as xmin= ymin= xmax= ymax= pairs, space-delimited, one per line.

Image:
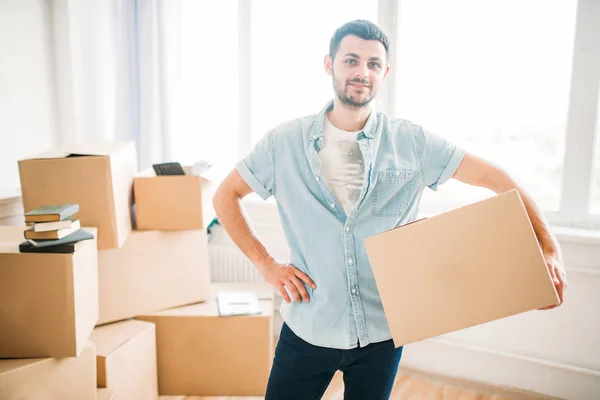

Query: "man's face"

xmin=325 ymin=35 xmax=389 ymax=108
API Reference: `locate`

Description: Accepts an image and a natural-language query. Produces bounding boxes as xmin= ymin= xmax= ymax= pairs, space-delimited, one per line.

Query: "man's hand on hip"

xmin=258 ymin=260 xmax=316 ymax=304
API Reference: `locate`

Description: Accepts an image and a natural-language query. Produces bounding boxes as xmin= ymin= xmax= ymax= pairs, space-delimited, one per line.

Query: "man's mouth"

xmin=348 ymin=81 xmax=370 ymax=89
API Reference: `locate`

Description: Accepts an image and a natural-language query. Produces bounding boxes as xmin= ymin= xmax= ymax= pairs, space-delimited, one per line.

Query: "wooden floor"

xmin=158 ymin=367 xmax=556 ymax=400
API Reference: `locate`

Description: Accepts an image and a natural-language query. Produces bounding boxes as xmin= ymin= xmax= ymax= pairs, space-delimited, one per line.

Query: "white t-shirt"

xmin=319 ymin=116 xmax=366 ymax=215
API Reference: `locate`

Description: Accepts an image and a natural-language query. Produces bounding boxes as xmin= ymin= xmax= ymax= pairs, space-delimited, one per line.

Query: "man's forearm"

xmin=489 ymin=170 xmax=560 ymax=256
xmin=515 ymin=186 xmax=560 ymax=256
xmin=213 ymin=191 xmax=274 ymax=270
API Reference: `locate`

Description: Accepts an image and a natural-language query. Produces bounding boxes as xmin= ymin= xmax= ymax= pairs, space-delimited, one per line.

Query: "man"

xmin=213 ymin=19 xmax=567 ymax=400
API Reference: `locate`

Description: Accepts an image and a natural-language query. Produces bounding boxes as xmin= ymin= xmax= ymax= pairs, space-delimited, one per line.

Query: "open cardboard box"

xmin=132 ymin=165 xmax=219 ymax=231
xmin=18 ymin=142 xmax=137 ymax=249
xmin=364 ymin=189 xmax=560 ymax=348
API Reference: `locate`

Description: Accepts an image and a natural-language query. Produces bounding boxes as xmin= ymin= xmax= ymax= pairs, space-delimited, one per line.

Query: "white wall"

xmin=0 ymin=0 xmax=59 ymax=199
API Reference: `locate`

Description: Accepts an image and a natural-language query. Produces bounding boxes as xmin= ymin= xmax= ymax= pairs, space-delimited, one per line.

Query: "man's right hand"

xmin=258 ymin=259 xmax=316 ymax=304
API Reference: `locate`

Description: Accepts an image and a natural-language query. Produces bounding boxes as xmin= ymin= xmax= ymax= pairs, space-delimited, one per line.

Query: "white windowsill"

xmin=240 ymin=194 xmax=600 ymax=247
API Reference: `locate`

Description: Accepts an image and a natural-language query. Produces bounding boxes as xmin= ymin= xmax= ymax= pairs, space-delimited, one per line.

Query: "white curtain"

xmin=51 ymin=0 xmax=181 ymax=170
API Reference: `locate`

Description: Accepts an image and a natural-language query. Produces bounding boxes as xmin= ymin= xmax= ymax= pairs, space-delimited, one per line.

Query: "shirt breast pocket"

xmin=372 ymin=168 xmax=417 ymax=217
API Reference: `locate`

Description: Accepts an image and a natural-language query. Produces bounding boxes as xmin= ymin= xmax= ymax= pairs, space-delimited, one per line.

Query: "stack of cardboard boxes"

xmin=0 ymin=141 xmax=274 ymax=399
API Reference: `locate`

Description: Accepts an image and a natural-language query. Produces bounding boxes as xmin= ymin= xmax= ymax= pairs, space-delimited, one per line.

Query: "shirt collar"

xmin=309 ymin=99 xmax=378 ymax=142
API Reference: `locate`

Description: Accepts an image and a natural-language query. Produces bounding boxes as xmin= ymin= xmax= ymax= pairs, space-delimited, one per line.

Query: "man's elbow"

xmin=213 ymin=183 xmax=235 ymax=215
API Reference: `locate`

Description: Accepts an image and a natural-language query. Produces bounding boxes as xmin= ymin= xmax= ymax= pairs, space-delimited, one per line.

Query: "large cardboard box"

xmin=133 ymin=166 xmax=218 ymax=231
xmin=89 ymin=320 xmax=158 ymax=400
xmin=135 ymin=294 xmax=274 ymax=396
xmin=18 ymin=141 xmax=138 ymax=249
xmin=97 ymin=229 xmax=211 ymax=325
xmin=0 ymin=226 xmax=98 ymax=358
xmin=0 ymin=342 xmax=96 ymax=400
xmin=364 ymin=189 xmax=560 ymax=348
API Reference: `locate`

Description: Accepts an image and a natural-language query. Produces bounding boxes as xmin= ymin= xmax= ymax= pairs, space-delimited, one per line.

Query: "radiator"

xmin=208 ymin=242 xmax=265 ymax=284
xmin=208 ymin=225 xmax=289 ymax=285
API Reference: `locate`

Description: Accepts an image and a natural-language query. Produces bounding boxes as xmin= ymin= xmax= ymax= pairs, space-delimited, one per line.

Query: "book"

xmin=19 ymin=240 xmax=87 ymax=254
xmin=27 ymin=217 xmax=76 ymax=232
xmin=20 ymin=228 xmax=94 ymax=249
xmin=217 ymin=292 xmax=262 ymax=317
xmin=24 ymin=204 xmax=79 ymax=223
xmin=24 ymin=220 xmax=81 ymax=240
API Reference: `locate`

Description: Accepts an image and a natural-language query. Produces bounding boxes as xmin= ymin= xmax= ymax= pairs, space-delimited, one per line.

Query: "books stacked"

xmin=19 ymin=204 xmax=94 ymax=253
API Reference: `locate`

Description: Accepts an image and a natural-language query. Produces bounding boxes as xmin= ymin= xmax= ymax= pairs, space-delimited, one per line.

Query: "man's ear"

xmin=383 ymin=65 xmax=390 ymax=80
xmin=324 ymin=55 xmax=333 ymax=76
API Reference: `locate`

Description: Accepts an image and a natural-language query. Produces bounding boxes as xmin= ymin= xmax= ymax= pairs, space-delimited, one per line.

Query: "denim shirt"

xmin=236 ymin=100 xmax=465 ymax=349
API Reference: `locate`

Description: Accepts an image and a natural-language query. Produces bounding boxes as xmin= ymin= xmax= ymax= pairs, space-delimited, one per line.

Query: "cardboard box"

xmin=97 ymin=229 xmax=210 ymax=325
xmin=364 ymin=190 xmax=560 ymax=348
xmin=18 ymin=141 xmax=138 ymax=249
xmin=0 ymin=226 xmax=98 ymax=358
xmin=135 ymin=294 xmax=274 ymax=396
xmin=89 ymin=320 xmax=158 ymax=400
xmin=0 ymin=342 xmax=96 ymax=400
xmin=133 ymin=166 xmax=218 ymax=231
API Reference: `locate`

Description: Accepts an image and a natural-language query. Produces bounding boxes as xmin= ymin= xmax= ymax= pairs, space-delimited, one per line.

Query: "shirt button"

xmin=351 ymin=288 xmax=357 ymax=294
xmin=330 ymin=203 xmax=335 ymax=208
xmin=396 ymin=171 xmax=401 ymax=176
xmin=345 ymin=227 xmax=350 ymax=233
xmin=348 ymin=258 xmax=353 ymax=264
xmin=315 ymin=176 xmax=320 ymax=181
xmin=312 ymin=134 xmax=318 ymax=139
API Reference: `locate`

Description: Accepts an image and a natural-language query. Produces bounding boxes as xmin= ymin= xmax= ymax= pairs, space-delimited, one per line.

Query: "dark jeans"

xmin=265 ymin=323 xmax=403 ymax=400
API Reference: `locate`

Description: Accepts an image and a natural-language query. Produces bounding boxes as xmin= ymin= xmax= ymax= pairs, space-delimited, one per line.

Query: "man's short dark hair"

xmin=329 ymin=20 xmax=390 ymax=60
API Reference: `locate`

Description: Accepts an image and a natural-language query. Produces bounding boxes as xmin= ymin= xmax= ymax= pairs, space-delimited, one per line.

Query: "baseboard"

xmin=400 ymin=337 xmax=600 ymax=400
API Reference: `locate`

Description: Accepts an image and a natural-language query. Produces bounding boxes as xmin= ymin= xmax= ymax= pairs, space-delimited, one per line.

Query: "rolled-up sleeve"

xmin=419 ymin=127 xmax=466 ymax=191
xmin=236 ymin=130 xmax=276 ymax=200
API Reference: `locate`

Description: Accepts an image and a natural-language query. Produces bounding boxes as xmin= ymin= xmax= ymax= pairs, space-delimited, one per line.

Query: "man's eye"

xmin=345 ymin=59 xmax=357 ymax=65
xmin=369 ymin=62 xmax=381 ymax=69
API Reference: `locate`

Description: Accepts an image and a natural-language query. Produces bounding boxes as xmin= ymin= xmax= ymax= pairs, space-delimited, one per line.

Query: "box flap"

xmin=21 ymin=141 xmax=134 ymax=161
xmin=66 ymin=141 xmax=134 ymax=157
xmin=22 ymin=148 xmax=72 ymax=160
xmin=89 ymin=320 xmax=154 ymax=357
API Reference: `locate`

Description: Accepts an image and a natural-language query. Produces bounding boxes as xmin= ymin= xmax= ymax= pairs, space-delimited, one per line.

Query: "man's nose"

xmin=355 ymin=63 xmax=369 ymax=81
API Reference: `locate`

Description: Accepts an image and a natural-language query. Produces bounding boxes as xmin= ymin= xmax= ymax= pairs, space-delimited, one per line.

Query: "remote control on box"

xmin=152 ymin=162 xmax=186 ymax=176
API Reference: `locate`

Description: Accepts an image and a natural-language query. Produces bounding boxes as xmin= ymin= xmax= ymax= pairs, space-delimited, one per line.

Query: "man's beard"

xmin=332 ymin=73 xmax=376 ymax=108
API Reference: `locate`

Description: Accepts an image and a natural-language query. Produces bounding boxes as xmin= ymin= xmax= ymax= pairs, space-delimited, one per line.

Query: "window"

xmin=394 ymin=0 xmax=577 ymax=215
xmin=176 ymin=0 xmax=600 ymax=229
xmin=250 ymin=0 xmax=378 ymax=146
xmin=177 ymin=0 xmax=239 ymax=168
